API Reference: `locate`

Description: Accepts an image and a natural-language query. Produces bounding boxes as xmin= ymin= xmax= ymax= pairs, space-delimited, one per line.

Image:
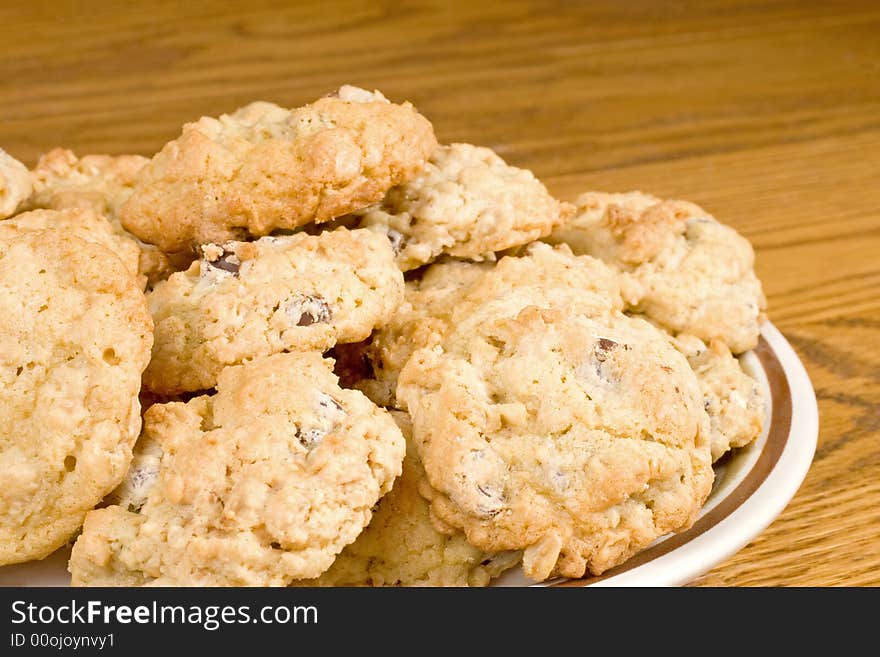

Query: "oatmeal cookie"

xmin=297 ymin=412 xmax=519 ymax=587
xmin=547 ymin=191 xmax=766 ymax=353
xmin=0 ymin=149 xmax=31 ymax=219
xmin=143 ymin=228 xmax=404 ymax=394
xmin=0 ymin=208 xmax=141 ymax=283
xmin=27 ymin=148 xmax=177 ymax=286
xmin=120 ymin=85 xmax=437 ymax=252
xmin=68 ymin=352 xmax=405 ymax=586
xmin=673 ymin=334 xmax=765 ymax=462
xmin=0 ymin=230 xmax=152 ymax=565
xmin=350 ymin=143 xmax=573 ymax=270
xmin=397 ymin=302 xmax=713 ymax=582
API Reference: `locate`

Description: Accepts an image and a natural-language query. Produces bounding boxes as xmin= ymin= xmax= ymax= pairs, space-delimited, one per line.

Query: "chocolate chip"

xmin=284 ymin=294 xmax=332 ymax=327
xmin=210 ymin=258 xmax=239 ymax=275
xmin=202 ymin=245 xmax=241 ymax=277
xmin=298 ymin=313 xmax=321 ymax=326
xmin=594 ymin=337 xmax=618 ymax=362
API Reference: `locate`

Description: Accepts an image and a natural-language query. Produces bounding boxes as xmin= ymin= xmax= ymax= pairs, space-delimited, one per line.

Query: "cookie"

xmin=0 ymin=148 xmax=31 ymax=219
xmin=672 ymin=334 xmax=765 ymax=462
xmin=297 ymin=411 xmax=520 ymax=587
xmin=0 ymin=208 xmax=142 ymax=284
xmin=143 ymin=228 xmax=404 ymax=394
xmin=27 ymin=148 xmax=178 ymax=287
xmin=68 ymin=351 xmax=406 ymax=586
xmin=348 ymin=242 xmax=621 ymax=408
xmin=546 ymin=191 xmax=767 ymax=353
xmin=397 ymin=298 xmax=713 ymax=581
xmin=349 ymin=143 xmax=573 ymax=270
xmin=0 ymin=230 xmax=153 ymax=565
xmin=120 ymin=85 xmax=437 ymax=252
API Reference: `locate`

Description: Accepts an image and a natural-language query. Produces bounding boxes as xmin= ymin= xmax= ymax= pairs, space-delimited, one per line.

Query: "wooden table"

xmin=2 ymin=1 xmax=877 ymax=587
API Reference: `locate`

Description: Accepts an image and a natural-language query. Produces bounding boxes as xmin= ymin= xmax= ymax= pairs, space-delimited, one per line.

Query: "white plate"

xmin=0 ymin=322 xmax=817 ymax=588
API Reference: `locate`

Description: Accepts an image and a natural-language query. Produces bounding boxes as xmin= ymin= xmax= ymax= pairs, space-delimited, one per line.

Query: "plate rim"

xmin=549 ymin=321 xmax=818 ymax=587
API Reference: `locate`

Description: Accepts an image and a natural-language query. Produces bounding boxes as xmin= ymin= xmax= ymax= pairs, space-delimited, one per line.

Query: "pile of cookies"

xmin=0 ymin=85 xmax=766 ymax=586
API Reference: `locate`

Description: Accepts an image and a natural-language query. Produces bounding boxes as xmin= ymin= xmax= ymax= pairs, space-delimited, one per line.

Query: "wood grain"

xmin=1 ymin=0 xmax=877 ymax=586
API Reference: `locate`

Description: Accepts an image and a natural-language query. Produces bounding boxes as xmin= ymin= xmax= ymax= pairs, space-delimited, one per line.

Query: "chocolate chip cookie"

xmin=69 ymin=351 xmax=405 ymax=586
xmin=120 ymin=85 xmax=437 ymax=252
xmin=143 ymin=228 xmax=404 ymax=394
xmin=397 ymin=296 xmax=713 ymax=581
